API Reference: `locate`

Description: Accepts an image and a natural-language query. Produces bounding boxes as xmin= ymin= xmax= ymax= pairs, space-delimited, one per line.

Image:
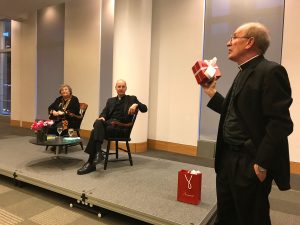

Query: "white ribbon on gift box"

xmin=204 ymin=65 xmax=216 ymax=79
xmin=194 ymin=57 xmax=219 ymax=79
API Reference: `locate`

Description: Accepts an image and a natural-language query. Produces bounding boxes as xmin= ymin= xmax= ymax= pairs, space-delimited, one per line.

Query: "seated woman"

xmin=48 ymin=84 xmax=80 ymax=136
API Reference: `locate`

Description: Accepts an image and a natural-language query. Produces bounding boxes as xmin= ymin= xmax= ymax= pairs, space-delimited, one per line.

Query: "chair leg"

xmin=115 ymin=141 xmax=119 ymax=159
xmin=104 ymin=141 xmax=110 ymax=170
xmin=126 ymin=141 xmax=133 ymax=166
xmin=76 ymin=131 xmax=84 ymax=150
xmin=79 ymin=142 xmax=84 ymax=150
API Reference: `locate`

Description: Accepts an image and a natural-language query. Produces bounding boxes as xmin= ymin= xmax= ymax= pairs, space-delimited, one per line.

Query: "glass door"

xmin=0 ymin=52 xmax=11 ymax=115
xmin=0 ymin=20 xmax=11 ymax=115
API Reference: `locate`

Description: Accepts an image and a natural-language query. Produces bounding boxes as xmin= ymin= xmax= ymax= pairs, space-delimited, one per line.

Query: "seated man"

xmin=77 ymin=79 xmax=148 ymax=175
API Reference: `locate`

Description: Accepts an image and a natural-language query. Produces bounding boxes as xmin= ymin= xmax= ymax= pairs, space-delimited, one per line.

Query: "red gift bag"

xmin=177 ymin=169 xmax=202 ymax=205
xmin=192 ymin=57 xmax=221 ymax=85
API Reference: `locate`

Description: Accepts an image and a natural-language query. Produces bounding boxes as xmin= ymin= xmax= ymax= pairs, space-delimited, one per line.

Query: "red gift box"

xmin=192 ymin=57 xmax=221 ymax=85
xmin=177 ymin=169 xmax=202 ymax=205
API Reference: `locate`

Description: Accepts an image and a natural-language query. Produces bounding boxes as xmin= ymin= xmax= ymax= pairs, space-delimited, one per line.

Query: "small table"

xmin=29 ymin=137 xmax=82 ymax=157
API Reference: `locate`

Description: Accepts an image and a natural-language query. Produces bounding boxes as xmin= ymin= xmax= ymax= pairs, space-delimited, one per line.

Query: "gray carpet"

xmin=0 ymin=175 xmax=150 ymax=225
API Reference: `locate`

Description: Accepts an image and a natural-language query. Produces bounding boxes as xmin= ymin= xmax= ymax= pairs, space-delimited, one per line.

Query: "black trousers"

xmin=84 ymin=119 xmax=130 ymax=157
xmin=214 ymin=144 xmax=273 ymax=225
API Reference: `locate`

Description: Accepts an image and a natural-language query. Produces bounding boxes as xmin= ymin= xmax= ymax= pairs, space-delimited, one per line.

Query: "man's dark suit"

xmin=85 ymin=95 xmax=147 ymax=155
xmin=207 ymin=55 xmax=293 ymax=224
xmin=100 ymin=95 xmax=147 ymax=124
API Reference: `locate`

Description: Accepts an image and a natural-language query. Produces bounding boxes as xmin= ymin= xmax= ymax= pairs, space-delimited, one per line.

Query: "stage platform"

xmin=0 ymin=136 xmax=217 ymax=225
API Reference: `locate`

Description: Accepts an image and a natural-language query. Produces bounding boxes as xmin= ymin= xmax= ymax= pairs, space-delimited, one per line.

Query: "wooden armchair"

xmin=102 ymin=112 xmax=138 ymax=170
xmin=72 ymin=103 xmax=88 ymax=150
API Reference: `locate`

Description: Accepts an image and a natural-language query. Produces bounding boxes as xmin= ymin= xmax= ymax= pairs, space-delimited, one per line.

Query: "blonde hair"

xmin=59 ymin=84 xmax=72 ymax=95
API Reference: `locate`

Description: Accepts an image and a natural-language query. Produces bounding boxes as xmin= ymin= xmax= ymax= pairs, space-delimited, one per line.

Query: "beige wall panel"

xmin=282 ymin=0 xmax=300 ymax=162
xmin=149 ymin=0 xmax=204 ymax=146
xmin=64 ymin=0 xmax=101 ymax=130
xmin=113 ymin=0 xmax=151 ymax=143
xmin=11 ymin=13 xmax=37 ymax=124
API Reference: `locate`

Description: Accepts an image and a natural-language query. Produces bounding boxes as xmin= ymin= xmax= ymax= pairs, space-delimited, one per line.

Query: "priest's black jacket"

xmin=207 ymin=55 xmax=293 ymax=190
xmin=99 ymin=95 xmax=147 ymax=123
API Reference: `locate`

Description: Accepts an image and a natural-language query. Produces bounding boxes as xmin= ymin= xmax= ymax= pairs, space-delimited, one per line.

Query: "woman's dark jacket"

xmin=48 ymin=95 xmax=80 ymax=129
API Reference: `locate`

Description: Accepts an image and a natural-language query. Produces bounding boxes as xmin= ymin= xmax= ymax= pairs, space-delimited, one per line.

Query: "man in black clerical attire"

xmin=202 ymin=22 xmax=293 ymax=225
xmin=77 ymin=79 xmax=148 ymax=175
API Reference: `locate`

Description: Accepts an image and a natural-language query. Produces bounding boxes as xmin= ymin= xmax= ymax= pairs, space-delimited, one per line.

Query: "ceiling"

xmin=0 ymin=0 xmax=70 ymax=21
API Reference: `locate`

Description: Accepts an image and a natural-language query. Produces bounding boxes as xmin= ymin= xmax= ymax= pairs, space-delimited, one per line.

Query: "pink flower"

xmin=31 ymin=120 xmax=54 ymax=131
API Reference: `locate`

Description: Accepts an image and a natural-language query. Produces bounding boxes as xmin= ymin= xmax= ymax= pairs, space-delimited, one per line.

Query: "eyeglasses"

xmin=229 ymin=35 xmax=251 ymax=43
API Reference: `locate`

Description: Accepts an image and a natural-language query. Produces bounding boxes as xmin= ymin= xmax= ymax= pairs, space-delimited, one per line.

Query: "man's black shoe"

xmin=92 ymin=151 xmax=104 ymax=165
xmin=77 ymin=162 xmax=96 ymax=175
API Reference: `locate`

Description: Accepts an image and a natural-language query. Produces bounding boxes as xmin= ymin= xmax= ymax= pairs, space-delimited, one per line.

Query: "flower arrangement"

xmin=31 ymin=120 xmax=54 ymax=132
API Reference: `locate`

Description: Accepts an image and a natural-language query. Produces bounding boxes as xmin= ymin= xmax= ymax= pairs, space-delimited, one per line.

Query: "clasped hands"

xmin=51 ymin=110 xmax=65 ymax=116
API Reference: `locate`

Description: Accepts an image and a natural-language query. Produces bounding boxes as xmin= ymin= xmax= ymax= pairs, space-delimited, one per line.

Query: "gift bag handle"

xmin=184 ymin=174 xmax=193 ymax=189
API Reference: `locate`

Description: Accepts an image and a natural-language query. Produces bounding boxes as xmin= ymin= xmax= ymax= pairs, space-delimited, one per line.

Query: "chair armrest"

xmin=68 ymin=112 xmax=83 ymax=120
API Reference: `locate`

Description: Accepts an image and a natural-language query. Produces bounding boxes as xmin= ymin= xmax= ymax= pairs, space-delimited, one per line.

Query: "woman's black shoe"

xmin=77 ymin=162 xmax=96 ymax=175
